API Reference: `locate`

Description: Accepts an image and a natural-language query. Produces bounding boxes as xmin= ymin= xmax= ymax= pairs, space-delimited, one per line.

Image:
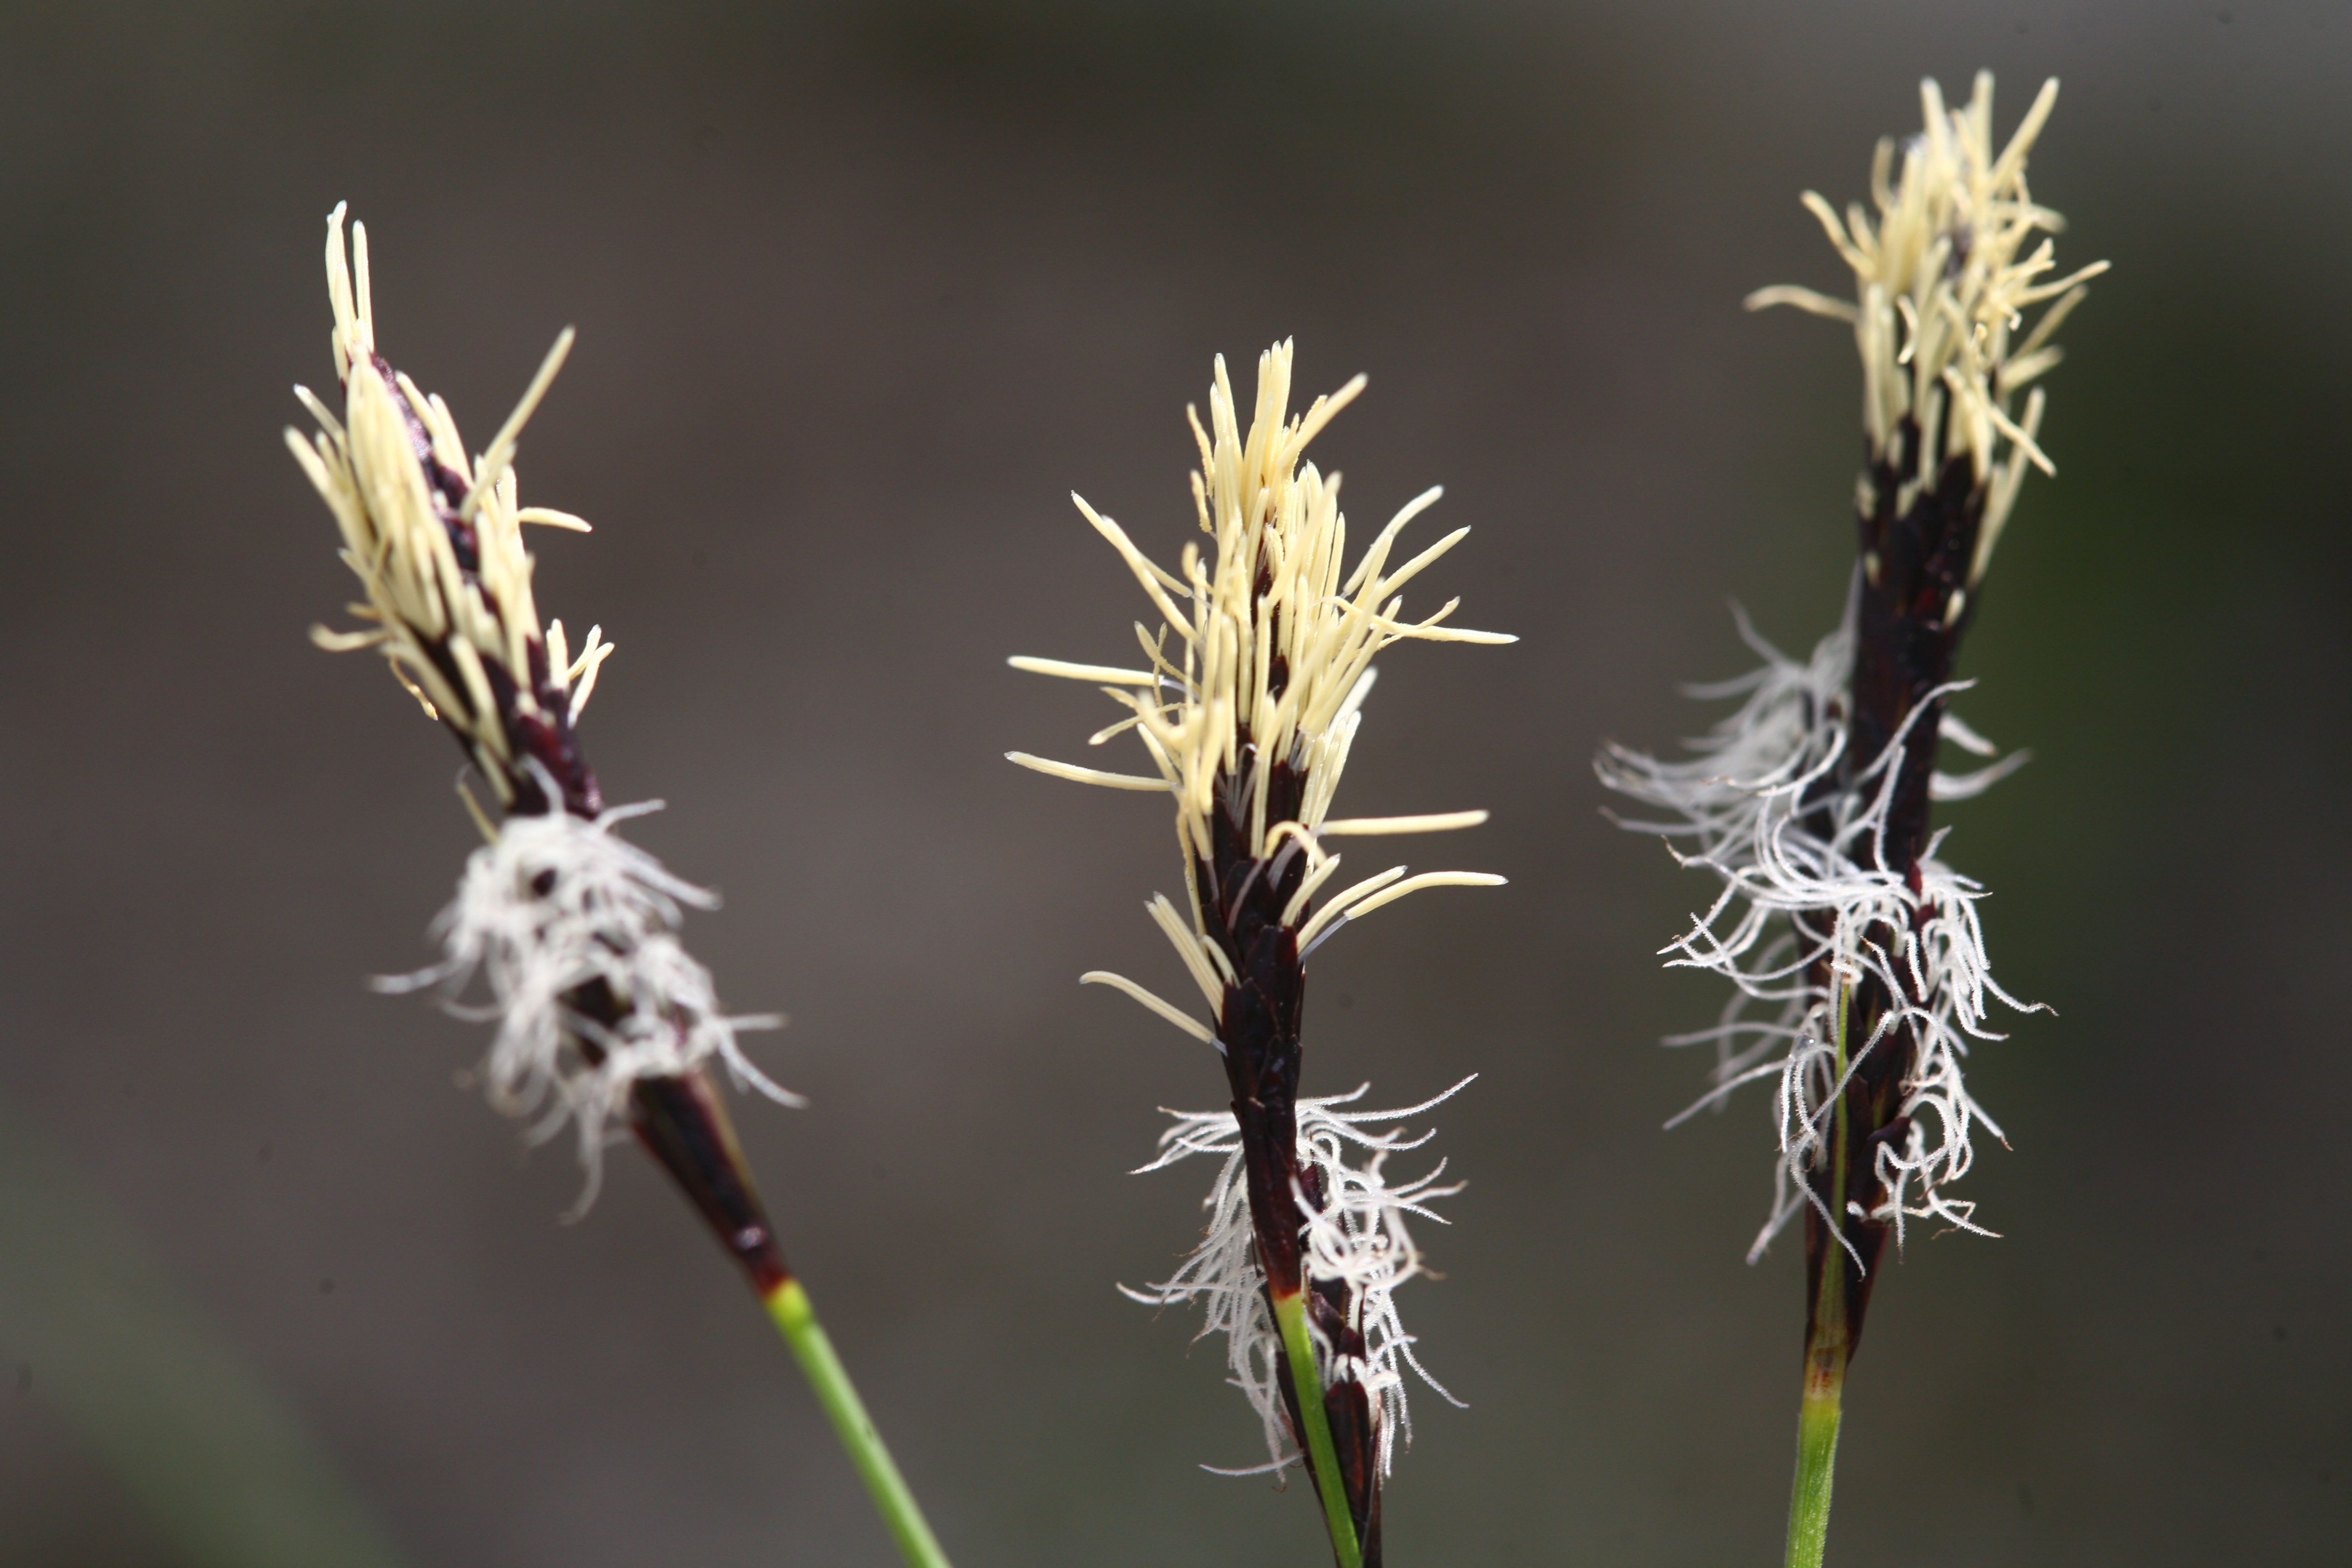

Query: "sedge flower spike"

xmin=1011 ymin=342 xmax=1511 ymax=1567
xmin=284 ymin=204 xmax=795 ymax=1261
xmin=284 ymin=208 xmax=958 ymax=1568
xmin=1597 ymin=75 xmax=2104 ymax=1566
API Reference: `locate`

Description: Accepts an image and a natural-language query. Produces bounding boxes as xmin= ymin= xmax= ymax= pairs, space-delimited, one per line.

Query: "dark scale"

xmin=1199 ymin=737 xmax=1312 ymax=1299
xmin=1198 ymin=727 xmax=1387 ymax=1564
xmin=1800 ymin=421 xmax=1986 ymax=1358
xmin=346 ymin=350 xmax=602 ymax=820
xmin=344 ymin=351 xmax=780 ymax=1293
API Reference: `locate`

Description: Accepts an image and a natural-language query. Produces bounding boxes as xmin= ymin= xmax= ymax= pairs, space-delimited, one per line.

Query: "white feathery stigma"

xmin=1124 ymin=1081 xmax=1471 ymax=1478
xmin=1598 ymin=604 xmax=2039 ymax=1260
xmin=379 ymin=804 xmax=797 ymax=1203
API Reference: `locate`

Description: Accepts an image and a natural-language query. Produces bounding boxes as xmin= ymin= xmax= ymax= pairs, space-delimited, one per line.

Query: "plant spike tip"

xmin=1016 ymin=342 xmax=1510 ymax=1564
xmin=1601 ymin=75 xmax=2102 ymax=1568
xmin=289 ymin=206 xmax=799 ymax=1229
xmin=285 ymin=205 xmax=954 ymax=1568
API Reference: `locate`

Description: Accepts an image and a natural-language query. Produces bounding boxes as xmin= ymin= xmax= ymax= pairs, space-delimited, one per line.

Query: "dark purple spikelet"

xmin=289 ymin=205 xmax=794 ymax=1293
xmin=1597 ymin=72 xmax=2103 ymax=1363
xmin=1195 ymin=752 xmax=1386 ymax=1553
xmin=1013 ymin=342 xmax=1511 ymax=1564
xmin=1798 ymin=415 xmax=1988 ymax=1352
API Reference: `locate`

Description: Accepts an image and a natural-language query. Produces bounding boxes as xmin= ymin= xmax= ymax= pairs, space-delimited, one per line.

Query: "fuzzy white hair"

xmin=1124 ymin=1080 xmax=1469 ymax=1478
xmin=380 ymin=803 xmax=795 ymax=1204
xmin=1598 ymin=601 xmax=2038 ymax=1262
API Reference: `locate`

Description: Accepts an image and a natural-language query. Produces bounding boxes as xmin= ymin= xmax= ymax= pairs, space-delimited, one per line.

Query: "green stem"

xmin=1786 ymin=984 xmax=1853 ymax=1568
xmin=765 ymin=1279 xmax=954 ymax=1568
xmin=1786 ymin=1369 xmax=1844 ymax=1568
xmin=1274 ymin=1289 xmax=1363 ymax=1568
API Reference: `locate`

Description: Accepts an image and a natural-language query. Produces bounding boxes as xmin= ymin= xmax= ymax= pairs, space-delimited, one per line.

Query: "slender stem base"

xmin=1274 ymin=1289 xmax=1364 ymax=1568
xmin=1787 ymin=982 xmax=1854 ymax=1568
xmin=765 ymin=1279 xmax=954 ymax=1568
xmin=1786 ymin=1369 xmax=1844 ymax=1568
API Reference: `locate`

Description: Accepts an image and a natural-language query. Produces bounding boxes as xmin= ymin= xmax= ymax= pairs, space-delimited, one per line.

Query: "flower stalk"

xmin=1275 ymin=1289 xmax=1367 ymax=1568
xmin=1013 ymin=343 xmax=1507 ymax=1564
xmin=285 ymin=205 xmax=951 ymax=1568
xmin=1786 ymin=1370 xmax=1843 ymax=1568
xmin=1785 ymin=986 xmax=1852 ymax=1568
xmin=767 ymin=1280 xmax=955 ymax=1568
xmin=1767 ymin=68 xmax=2104 ymax=1390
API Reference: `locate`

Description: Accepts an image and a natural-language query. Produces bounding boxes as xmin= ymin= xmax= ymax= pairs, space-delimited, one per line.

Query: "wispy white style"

xmin=379 ymin=804 xmax=795 ymax=1201
xmin=1125 ymin=1081 xmax=1471 ymax=1478
xmin=1598 ymin=609 xmax=2032 ymax=1259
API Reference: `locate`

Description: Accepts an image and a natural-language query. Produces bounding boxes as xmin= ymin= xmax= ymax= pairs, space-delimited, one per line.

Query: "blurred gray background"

xmin=1 ymin=1 xmax=2345 ymax=1563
